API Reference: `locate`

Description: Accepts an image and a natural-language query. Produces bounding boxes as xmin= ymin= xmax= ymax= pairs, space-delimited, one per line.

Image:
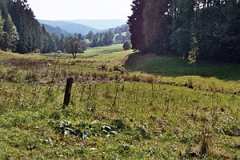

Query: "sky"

xmin=27 ymin=0 xmax=133 ymax=20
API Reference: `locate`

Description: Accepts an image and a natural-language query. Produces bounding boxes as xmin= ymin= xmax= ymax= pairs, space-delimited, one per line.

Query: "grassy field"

xmin=0 ymin=44 xmax=240 ymax=159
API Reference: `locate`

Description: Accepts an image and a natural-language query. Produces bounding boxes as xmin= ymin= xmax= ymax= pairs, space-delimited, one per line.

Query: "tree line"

xmin=0 ymin=0 xmax=54 ymax=53
xmin=128 ymin=0 xmax=240 ymax=63
xmin=0 ymin=0 xmax=127 ymax=56
xmin=85 ymin=24 xmax=130 ymax=47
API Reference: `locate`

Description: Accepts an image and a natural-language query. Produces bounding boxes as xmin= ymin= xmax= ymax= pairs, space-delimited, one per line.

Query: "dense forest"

xmin=0 ymin=0 xmax=129 ymax=55
xmin=0 ymin=0 xmax=53 ymax=53
xmin=128 ymin=0 xmax=240 ymax=63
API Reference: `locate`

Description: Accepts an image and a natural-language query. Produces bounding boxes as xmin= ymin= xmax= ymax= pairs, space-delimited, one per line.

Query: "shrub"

xmin=123 ymin=41 xmax=131 ymax=50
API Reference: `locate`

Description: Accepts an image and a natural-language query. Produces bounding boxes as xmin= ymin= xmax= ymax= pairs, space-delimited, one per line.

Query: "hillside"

xmin=66 ymin=19 xmax=127 ymax=30
xmin=42 ymin=24 xmax=69 ymax=37
xmin=38 ymin=20 xmax=101 ymax=35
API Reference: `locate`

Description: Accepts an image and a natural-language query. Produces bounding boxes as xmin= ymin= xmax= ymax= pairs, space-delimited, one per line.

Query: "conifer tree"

xmin=127 ymin=0 xmax=146 ymax=51
xmin=103 ymin=30 xmax=114 ymax=46
xmin=143 ymin=0 xmax=171 ymax=53
xmin=1 ymin=13 xmax=19 ymax=51
xmin=59 ymin=34 xmax=65 ymax=52
xmin=0 ymin=12 xmax=4 ymax=46
xmin=170 ymin=0 xmax=195 ymax=58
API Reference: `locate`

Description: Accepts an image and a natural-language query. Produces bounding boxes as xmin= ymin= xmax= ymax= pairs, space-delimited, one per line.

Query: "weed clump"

xmin=112 ymin=119 xmax=126 ymax=131
xmin=133 ymin=126 xmax=150 ymax=140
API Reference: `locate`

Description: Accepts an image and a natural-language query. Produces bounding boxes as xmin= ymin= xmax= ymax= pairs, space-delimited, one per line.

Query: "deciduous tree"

xmin=65 ymin=36 xmax=82 ymax=59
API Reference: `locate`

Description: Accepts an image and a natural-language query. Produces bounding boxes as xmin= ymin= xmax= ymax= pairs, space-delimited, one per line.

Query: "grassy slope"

xmin=125 ymin=52 xmax=240 ymax=79
xmin=125 ymin=52 xmax=240 ymax=94
xmin=0 ymin=46 xmax=240 ymax=159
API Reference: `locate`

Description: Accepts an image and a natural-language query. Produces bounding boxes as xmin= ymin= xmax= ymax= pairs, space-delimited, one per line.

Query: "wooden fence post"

xmin=63 ymin=77 xmax=74 ymax=108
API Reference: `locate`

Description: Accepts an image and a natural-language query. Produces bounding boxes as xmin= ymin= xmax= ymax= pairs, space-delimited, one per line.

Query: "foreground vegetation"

xmin=0 ymin=45 xmax=240 ymax=159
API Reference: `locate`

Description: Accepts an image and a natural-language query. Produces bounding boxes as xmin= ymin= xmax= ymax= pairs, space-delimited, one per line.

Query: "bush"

xmin=123 ymin=41 xmax=131 ymax=50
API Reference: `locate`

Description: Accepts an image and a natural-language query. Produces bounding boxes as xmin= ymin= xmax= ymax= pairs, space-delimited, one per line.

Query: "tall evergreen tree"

xmin=127 ymin=0 xmax=146 ymax=51
xmin=51 ymin=33 xmax=60 ymax=51
xmin=170 ymin=0 xmax=195 ymax=58
xmin=41 ymin=25 xmax=50 ymax=53
xmin=59 ymin=34 xmax=65 ymax=52
xmin=0 ymin=12 xmax=4 ymax=46
xmin=86 ymin=31 xmax=94 ymax=42
xmin=91 ymin=35 xmax=98 ymax=47
xmin=143 ymin=0 xmax=171 ymax=53
xmin=103 ymin=30 xmax=114 ymax=46
xmin=1 ymin=13 xmax=19 ymax=51
xmin=10 ymin=0 xmax=29 ymax=53
xmin=0 ymin=2 xmax=19 ymax=51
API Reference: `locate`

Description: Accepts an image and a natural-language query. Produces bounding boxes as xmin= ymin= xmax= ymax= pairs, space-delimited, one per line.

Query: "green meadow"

xmin=0 ymin=44 xmax=239 ymax=159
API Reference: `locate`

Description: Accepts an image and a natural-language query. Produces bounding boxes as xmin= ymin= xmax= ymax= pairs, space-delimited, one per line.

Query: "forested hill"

xmin=42 ymin=24 xmax=69 ymax=37
xmin=38 ymin=20 xmax=101 ymax=35
xmin=66 ymin=19 xmax=127 ymax=30
xmin=128 ymin=0 xmax=240 ymax=63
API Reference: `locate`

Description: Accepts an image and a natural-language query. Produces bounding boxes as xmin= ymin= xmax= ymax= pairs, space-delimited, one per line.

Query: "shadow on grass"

xmin=124 ymin=52 xmax=240 ymax=81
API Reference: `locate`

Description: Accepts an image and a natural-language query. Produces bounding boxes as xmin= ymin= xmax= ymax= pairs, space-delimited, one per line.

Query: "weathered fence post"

xmin=63 ymin=77 xmax=74 ymax=108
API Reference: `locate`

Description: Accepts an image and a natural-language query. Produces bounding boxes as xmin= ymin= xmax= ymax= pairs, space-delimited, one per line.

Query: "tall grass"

xmin=0 ymin=46 xmax=239 ymax=159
